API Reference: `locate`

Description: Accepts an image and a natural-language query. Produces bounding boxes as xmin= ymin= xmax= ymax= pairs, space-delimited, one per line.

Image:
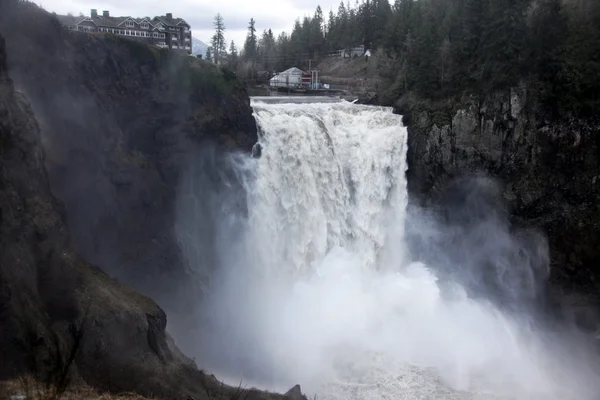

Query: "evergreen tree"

xmin=211 ymin=14 xmax=226 ymax=64
xmin=258 ymin=29 xmax=276 ymax=72
xmin=244 ymin=18 xmax=258 ymax=59
xmin=205 ymin=46 xmax=213 ymax=62
xmin=327 ymin=9 xmax=337 ymax=50
xmin=228 ymin=40 xmax=239 ymax=70
xmin=481 ymin=0 xmax=529 ymax=89
xmin=311 ymin=6 xmax=325 ymax=58
xmin=225 ymin=0 xmax=600 ymax=117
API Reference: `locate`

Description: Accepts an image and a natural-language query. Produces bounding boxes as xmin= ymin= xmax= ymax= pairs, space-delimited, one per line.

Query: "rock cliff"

xmin=0 ymin=1 xmax=308 ymax=399
xmin=0 ymin=28 xmax=239 ymax=398
xmin=401 ymin=88 xmax=600 ymax=322
xmin=0 ymin=0 xmax=256 ymax=319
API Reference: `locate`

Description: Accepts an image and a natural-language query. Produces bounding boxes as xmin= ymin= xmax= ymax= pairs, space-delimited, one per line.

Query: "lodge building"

xmin=56 ymin=9 xmax=192 ymax=54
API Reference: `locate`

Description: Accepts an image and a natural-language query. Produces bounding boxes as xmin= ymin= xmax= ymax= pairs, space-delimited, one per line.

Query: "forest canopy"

xmin=208 ymin=0 xmax=600 ymax=117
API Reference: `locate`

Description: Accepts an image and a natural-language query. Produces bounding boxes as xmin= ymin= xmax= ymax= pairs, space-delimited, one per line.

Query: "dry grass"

xmin=0 ymin=378 xmax=152 ymax=400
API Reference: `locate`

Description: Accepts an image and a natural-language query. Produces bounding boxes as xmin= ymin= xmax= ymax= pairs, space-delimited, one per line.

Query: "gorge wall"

xmin=0 ymin=1 xmax=307 ymax=398
xmin=0 ymin=1 xmax=256 ymax=320
xmin=401 ymin=89 xmax=600 ymax=323
xmin=0 ymin=27 xmax=229 ymax=399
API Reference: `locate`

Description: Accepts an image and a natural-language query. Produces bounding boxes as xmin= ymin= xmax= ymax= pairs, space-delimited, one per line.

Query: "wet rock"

xmin=0 ymin=3 xmax=293 ymax=400
xmin=252 ymin=142 xmax=263 ymax=158
xmin=284 ymin=385 xmax=307 ymax=400
xmin=404 ymin=88 xmax=600 ymax=314
xmin=0 ymin=0 xmax=257 ymax=317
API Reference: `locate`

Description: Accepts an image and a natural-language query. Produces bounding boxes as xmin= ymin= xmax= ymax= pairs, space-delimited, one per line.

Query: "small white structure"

xmin=269 ymin=67 xmax=304 ymax=88
xmin=329 ymin=45 xmax=370 ymax=58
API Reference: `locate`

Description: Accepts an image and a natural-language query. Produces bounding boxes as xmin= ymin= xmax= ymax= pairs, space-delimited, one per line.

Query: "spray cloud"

xmin=175 ymin=98 xmax=600 ymax=400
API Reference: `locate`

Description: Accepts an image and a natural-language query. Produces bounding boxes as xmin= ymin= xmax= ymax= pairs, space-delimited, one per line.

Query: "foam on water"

xmin=194 ymin=98 xmax=600 ymax=400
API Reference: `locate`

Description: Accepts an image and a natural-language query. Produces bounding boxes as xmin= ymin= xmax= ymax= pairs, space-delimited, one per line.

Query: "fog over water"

xmin=175 ymin=97 xmax=600 ymax=400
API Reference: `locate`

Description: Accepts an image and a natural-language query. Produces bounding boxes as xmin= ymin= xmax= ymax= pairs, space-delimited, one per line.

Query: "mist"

xmin=174 ymin=99 xmax=600 ymax=399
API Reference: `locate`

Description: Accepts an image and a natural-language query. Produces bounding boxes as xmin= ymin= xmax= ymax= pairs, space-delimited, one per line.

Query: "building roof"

xmin=153 ymin=15 xmax=190 ymax=27
xmin=280 ymin=67 xmax=304 ymax=75
xmin=56 ymin=12 xmax=190 ymax=29
xmin=94 ymin=16 xmax=129 ymax=27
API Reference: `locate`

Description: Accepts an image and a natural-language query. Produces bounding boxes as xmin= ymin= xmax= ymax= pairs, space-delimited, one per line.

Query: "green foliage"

xmin=175 ymin=57 xmax=241 ymax=96
xmin=243 ymin=18 xmax=258 ymax=60
xmin=106 ymin=34 xmax=167 ymax=68
xmin=230 ymin=0 xmax=600 ymax=118
xmin=228 ymin=40 xmax=239 ymax=72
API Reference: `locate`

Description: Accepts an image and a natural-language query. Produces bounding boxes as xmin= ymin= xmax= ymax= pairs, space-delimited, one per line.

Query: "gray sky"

xmin=36 ymin=0 xmax=342 ymax=48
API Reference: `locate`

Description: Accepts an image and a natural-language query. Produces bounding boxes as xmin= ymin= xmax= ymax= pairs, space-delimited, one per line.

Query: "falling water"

xmin=192 ymin=97 xmax=600 ymax=400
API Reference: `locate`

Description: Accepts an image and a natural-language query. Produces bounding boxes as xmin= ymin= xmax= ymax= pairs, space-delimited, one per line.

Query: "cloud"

xmin=35 ymin=0 xmax=341 ymax=48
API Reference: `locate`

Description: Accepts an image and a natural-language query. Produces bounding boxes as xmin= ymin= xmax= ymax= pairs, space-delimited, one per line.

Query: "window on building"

xmin=141 ymin=22 xmax=149 ymax=29
xmin=125 ymin=20 xmax=134 ymax=27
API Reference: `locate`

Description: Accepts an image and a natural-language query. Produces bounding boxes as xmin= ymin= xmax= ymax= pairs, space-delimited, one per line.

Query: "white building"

xmin=269 ymin=67 xmax=304 ymax=88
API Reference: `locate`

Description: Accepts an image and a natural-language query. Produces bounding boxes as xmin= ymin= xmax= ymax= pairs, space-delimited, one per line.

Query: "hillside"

xmin=0 ymin=1 xmax=302 ymax=398
xmin=316 ymin=55 xmax=379 ymax=95
xmin=0 ymin=0 xmax=257 ymax=325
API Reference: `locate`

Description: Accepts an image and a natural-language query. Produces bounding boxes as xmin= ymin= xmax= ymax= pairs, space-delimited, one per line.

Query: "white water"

xmin=195 ymin=98 xmax=600 ymax=400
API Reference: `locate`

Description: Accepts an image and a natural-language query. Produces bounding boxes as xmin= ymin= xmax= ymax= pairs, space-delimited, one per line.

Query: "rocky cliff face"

xmin=0 ymin=1 xmax=257 ymax=319
xmin=0 ymin=29 xmax=216 ymax=398
xmin=403 ymin=88 xmax=600 ymax=320
xmin=0 ymin=4 xmax=305 ymax=399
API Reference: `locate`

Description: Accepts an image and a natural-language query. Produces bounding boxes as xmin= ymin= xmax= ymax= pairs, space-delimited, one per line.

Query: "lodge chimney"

xmin=166 ymin=13 xmax=173 ymax=20
xmin=91 ymin=9 xmax=98 ymax=18
xmin=103 ymin=10 xmax=109 ymax=17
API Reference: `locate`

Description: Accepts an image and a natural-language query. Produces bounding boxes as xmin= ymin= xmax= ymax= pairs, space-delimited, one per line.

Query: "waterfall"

xmin=249 ymin=98 xmax=408 ymax=276
xmin=190 ymin=97 xmax=600 ymax=400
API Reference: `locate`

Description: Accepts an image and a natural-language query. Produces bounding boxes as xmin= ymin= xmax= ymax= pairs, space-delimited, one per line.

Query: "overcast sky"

xmin=36 ymin=0 xmax=342 ymax=48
